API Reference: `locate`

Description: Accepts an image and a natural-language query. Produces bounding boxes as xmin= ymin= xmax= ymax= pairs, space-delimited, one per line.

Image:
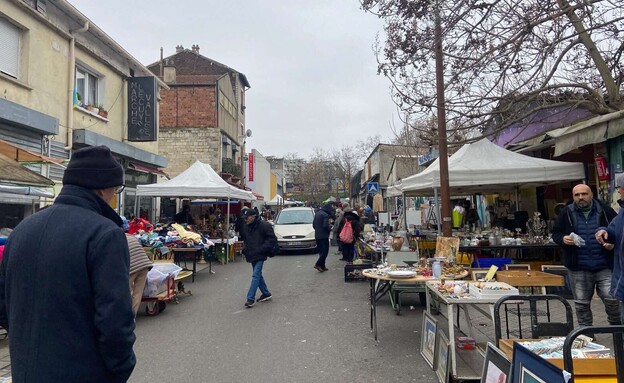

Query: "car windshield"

xmin=275 ymin=210 xmax=314 ymax=225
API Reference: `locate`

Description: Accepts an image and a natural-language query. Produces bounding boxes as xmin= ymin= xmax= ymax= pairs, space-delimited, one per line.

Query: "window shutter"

xmin=0 ymin=18 xmax=21 ymax=78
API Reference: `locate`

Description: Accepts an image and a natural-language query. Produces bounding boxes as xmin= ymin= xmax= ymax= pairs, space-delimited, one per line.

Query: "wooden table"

xmin=362 ymin=269 xmax=468 ymax=341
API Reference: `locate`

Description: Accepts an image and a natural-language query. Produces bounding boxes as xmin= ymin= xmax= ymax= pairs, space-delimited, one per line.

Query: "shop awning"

xmin=129 ymin=162 xmax=170 ymax=179
xmin=0 ymin=139 xmax=64 ymax=164
xmin=0 ymin=152 xmax=55 ymax=187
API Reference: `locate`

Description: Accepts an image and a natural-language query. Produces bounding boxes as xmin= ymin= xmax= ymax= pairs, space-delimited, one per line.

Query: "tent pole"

xmin=435 ymin=188 xmax=441 ymax=234
xmin=402 ymin=193 xmax=407 ymax=232
xmin=226 ymin=196 xmax=231 ymax=264
xmin=515 ymin=187 xmax=519 ymax=212
xmin=134 ymin=190 xmax=139 ymax=219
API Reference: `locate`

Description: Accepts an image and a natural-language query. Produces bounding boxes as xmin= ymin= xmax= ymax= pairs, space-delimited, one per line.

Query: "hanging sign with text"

xmin=248 ymin=152 xmax=255 ymax=181
xmin=127 ymin=76 xmax=157 ymax=141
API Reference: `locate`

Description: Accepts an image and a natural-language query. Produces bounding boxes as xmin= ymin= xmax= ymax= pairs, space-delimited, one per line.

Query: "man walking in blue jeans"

xmin=552 ymin=184 xmax=621 ymax=330
xmin=239 ymin=208 xmax=277 ymax=308
xmin=313 ymin=203 xmax=335 ymax=272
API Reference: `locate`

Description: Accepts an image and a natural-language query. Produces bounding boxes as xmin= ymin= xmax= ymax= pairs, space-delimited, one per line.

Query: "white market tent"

xmin=265 ymin=195 xmax=295 ymax=206
xmin=399 ymin=138 xmax=585 ymax=196
xmin=136 ymin=160 xmax=255 ymax=265
xmin=136 ymin=160 xmax=256 ymax=200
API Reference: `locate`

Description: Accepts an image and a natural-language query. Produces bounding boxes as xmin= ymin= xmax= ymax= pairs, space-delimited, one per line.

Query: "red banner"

xmin=248 ymin=152 xmax=254 ymax=181
xmin=595 ymin=155 xmax=610 ymax=181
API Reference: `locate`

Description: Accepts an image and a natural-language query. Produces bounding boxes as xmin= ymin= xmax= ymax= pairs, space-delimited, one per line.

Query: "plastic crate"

xmin=472 ymin=257 xmax=512 ymax=269
xmin=344 ymin=264 xmax=369 ymax=282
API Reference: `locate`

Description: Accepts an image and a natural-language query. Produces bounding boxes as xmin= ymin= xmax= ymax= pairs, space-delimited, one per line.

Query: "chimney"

xmin=191 ymin=44 xmax=200 ymax=54
xmin=175 ymin=45 xmax=184 ymax=53
xmin=163 ymin=58 xmax=176 ymax=83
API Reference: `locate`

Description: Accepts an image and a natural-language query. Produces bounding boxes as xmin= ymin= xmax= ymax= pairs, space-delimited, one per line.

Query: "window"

xmin=0 ymin=17 xmax=21 ymax=78
xmin=75 ymin=66 xmax=99 ymax=106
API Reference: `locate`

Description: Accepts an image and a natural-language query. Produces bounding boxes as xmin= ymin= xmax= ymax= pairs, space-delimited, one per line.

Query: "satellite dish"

xmin=246 ymin=129 xmax=252 ymax=137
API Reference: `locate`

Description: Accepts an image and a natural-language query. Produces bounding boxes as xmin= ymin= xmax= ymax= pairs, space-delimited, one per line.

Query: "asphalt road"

xmin=129 ymin=247 xmax=440 ymax=383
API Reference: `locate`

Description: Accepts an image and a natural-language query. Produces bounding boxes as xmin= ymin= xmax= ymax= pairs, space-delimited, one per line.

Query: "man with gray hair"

xmin=596 ymin=173 xmax=624 ymax=324
xmin=0 ymin=146 xmax=136 ymax=382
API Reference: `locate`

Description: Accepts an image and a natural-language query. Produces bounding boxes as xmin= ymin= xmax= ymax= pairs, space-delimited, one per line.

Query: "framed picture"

xmin=480 ymin=342 xmax=511 ymax=383
xmin=510 ymin=343 xmax=568 ymax=383
xmin=420 ymin=311 xmax=438 ymax=369
xmin=435 ymin=330 xmax=450 ymax=383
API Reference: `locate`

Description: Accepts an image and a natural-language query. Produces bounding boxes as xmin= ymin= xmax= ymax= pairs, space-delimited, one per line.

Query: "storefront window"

xmin=122 ymin=170 xmax=155 ymax=220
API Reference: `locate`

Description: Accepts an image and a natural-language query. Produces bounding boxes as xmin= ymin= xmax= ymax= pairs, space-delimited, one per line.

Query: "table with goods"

xmin=362 ymin=263 xmax=468 ymax=341
xmin=425 ymin=279 xmax=520 ymax=381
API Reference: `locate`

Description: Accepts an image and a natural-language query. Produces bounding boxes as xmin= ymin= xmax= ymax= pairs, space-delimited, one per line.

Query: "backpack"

xmin=339 ymin=219 xmax=355 ymax=244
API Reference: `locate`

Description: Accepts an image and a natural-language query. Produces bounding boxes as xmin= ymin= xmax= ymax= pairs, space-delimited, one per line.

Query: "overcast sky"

xmin=68 ymin=0 xmax=398 ymax=159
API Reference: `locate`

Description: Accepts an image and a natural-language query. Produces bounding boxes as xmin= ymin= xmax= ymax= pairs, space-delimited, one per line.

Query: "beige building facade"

xmin=0 ymin=0 xmax=167 ymax=225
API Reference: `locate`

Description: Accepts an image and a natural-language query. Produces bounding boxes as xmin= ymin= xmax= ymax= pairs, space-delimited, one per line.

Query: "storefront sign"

xmin=127 ymin=77 xmax=157 ymax=141
xmin=418 ymin=149 xmax=439 ymax=166
xmin=248 ymin=152 xmax=254 ymax=181
xmin=595 ymin=155 xmax=610 ymax=181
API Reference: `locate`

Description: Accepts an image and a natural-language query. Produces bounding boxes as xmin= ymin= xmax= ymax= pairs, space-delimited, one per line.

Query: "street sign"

xmin=367 ymin=182 xmax=379 ymax=194
xmin=243 ymin=155 xmax=248 ymax=161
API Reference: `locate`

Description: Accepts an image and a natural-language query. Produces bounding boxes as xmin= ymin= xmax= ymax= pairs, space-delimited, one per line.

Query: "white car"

xmin=272 ymin=207 xmax=317 ymax=253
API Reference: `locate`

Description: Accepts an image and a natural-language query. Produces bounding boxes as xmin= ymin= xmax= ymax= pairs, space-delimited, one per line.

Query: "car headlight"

xmin=274 ymin=231 xmax=283 ymax=239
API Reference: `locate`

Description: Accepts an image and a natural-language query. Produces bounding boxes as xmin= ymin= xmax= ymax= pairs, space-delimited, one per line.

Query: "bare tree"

xmin=360 ymin=0 xmax=624 ymax=142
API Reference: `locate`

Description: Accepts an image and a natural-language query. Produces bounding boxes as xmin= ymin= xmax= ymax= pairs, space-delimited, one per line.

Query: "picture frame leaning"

xmin=420 ymin=311 xmax=438 ymax=369
xmin=510 ymin=342 xmax=568 ymax=383
xmin=480 ymin=342 xmax=511 ymax=383
xmin=435 ymin=330 xmax=451 ymax=383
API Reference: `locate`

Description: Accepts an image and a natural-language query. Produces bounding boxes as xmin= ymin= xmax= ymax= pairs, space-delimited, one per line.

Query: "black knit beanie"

xmin=62 ymin=146 xmax=124 ymax=189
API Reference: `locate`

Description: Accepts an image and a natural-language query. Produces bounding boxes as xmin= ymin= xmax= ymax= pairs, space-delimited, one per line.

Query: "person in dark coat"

xmin=596 ymin=173 xmax=624 ymax=324
xmin=241 ymin=208 xmax=277 ymax=308
xmin=336 ymin=207 xmax=361 ymax=262
xmin=174 ymin=204 xmax=193 ymax=224
xmin=313 ymin=203 xmax=335 ymax=272
xmin=0 ymin=146 xmax=136 ymax=383
xmin=552 ymin=184 xmax=620 ymax=327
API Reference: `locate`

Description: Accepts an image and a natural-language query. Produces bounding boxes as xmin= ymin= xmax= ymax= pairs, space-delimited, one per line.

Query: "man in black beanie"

xmin=0 ymin=146 xmax=136 ymax=382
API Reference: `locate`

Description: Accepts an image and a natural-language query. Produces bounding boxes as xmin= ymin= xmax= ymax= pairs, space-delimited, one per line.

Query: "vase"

xmin=391 ymin=236 xmax=404 ymax=251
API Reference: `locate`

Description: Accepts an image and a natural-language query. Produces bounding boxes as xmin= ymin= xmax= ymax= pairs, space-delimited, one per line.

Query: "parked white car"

xmin=272 ymin=207 xmax=317 ymax=253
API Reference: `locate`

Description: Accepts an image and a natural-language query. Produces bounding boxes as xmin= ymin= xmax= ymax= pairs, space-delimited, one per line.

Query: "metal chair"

xmin=494 ymin=294 xmax=574 ymax=344
xmin=563 ymin=325 xmax=624 ymax=383
xmin=387 ymin=251 xmax=425 ymax=314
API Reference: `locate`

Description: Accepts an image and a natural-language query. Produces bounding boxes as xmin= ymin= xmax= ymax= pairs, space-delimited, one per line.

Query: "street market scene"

xmin=1 ymin=0 xmax=624 ymax=382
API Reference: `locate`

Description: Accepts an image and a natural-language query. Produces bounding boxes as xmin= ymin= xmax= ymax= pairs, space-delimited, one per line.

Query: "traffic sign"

xmin=367 ymin=182 xmax=379 ymax=194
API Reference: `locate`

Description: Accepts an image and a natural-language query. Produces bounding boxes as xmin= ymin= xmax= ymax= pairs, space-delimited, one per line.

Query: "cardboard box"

xmin=495 ymin=270 xmax=564 ymax=287
xmin=498 ymin=339 xmax=616 ymax=376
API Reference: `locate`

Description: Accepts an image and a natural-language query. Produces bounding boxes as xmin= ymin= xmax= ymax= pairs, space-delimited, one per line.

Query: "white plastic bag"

xmin=143 ymin=263 xmax=183 ymax=297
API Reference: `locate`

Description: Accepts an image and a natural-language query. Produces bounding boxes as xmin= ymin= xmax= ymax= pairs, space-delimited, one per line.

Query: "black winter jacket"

xmin=242 ymin=217 xmax=277 ymax=263
xmin=0 ymin=185 xmax=136 ymax=383
xmin=313 ymin=204 xmax=334 ymax=240
xmin=337 ymin=211 xmax=361 ymax=244
xmin=552 ymin=199 xmax=616 ymax=271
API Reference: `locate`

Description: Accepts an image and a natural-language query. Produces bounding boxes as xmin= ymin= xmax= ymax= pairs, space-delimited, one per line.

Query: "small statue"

xmin=527 ymin=211 xmax=547 ymax=244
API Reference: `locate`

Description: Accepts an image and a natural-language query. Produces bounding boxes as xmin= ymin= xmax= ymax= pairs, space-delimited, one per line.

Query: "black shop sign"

xmin=127 ymin=76 xmax=157 ymax=141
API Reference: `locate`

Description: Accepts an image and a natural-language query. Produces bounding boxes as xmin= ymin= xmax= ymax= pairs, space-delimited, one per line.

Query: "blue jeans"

xmin=246 ymin=260 xmax=270 ymax=301
xmin=569 ymin=269 xmax=621 ymax=326
xmin=315 ymin=238 xmax=329 ymax=267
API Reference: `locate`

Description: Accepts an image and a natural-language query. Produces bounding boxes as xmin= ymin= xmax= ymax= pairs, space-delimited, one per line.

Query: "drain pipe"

xmin=64 ymin=21 xmax=89 ymax=151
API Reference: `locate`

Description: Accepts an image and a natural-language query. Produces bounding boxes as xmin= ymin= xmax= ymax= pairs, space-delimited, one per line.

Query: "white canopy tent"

xmin=400 ymin=138 xmax=585 ymax=196
xmin=136 ymin=160 xmax=255 ymax=264
xmin=265 ymin=195 xmax=295 ymax=206
xmin=136 ymin=160 xmax=255 ymax=200
xmin=396 ymin=139 xmax=585 ymax=232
